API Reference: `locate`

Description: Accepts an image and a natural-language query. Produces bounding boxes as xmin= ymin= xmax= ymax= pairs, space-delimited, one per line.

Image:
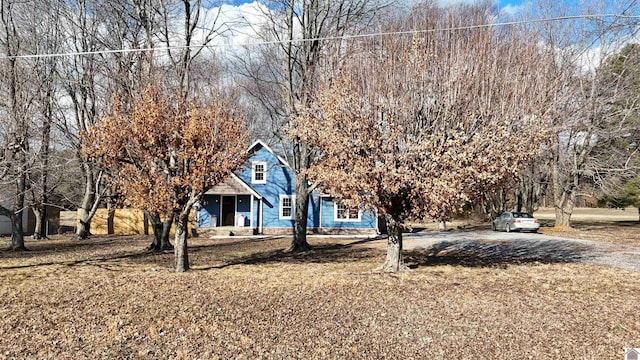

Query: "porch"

xmin=196 ymin=174 xmax=263 ymax=234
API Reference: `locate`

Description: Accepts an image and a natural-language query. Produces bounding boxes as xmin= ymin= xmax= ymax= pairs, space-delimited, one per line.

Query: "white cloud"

xmin=200 ymin=1 xmax=271 ymax=47
xmin=501 ymin=2 xmax=529 ymax=16
xmin=567 ymin=31 xmax=640 ymax=73
xmin=436 ymin=0 xmax=478 ymax=7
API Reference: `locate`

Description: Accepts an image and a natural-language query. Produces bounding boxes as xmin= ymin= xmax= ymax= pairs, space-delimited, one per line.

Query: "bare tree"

xmin=24 ymin=1 xmax=65 ymax=240
xmin=57 ymin=0 xmax=111 ymax=239
xmin=0 ymin=0 xmax=42 ymax=249
xmin=235 ymin=0 xmax=384 ymax=251
xmin=524 ymin=0 xmax=640 ymax=227
xmin=95 ymin=0 xmax=168 ymax=246
xmin=158 ymin=0 xmax=231 ymax=100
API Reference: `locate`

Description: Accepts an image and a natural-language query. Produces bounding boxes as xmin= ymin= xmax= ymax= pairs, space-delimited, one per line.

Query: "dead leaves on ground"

xmin=1 ymin=235 xmax=639 ymax=359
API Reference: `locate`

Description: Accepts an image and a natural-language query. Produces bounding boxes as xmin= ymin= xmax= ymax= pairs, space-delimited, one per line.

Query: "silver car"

xmin=492 ymin=212 xmax=540 ymax=233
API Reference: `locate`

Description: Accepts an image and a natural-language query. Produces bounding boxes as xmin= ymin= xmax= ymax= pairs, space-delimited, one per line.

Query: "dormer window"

xmin=252 ymin=161 xmax=267 ymax=184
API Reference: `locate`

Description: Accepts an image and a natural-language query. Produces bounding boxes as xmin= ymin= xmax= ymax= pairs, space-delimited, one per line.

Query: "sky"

xmin=205 ymin=0 xmax=536 ymax=47
xmin=197 ymin=0 xmax=638 ymax=68
xmin=218 ymin=0 xmax=531 ymax=14
xmin=497 ymin=0 xmax=528 ymax=16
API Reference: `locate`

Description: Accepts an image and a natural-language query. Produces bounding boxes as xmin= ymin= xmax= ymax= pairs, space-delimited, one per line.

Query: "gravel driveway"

xmin=401 ymin=229 xmax=640 ymax=272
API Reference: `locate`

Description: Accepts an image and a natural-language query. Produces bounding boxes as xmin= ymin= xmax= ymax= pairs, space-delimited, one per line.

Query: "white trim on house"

xmin=218 ymin=195 xmax=224 ymax=227
xmin=259 ymin=199 xmax=263 ymax=234
xmin=249 ymin=194 xmax=254 ymax=228
xmin=319 ymin=197 xmax=323 ymax=229
xmin=334 ymin=202 xmax=362 ymax=222
xmin=248 ymin=139 xmax=291 ymax=168
xmin=230 ymin=173 xmax=263 ymax=199
xmin=251 ymin=161 xmax=267 ymax=184
xmin=279 ymin=194 xmax=295 ymax=220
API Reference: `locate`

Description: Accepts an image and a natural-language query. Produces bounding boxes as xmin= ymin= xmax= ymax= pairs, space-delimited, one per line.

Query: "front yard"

xmin=1 ymin=233 xmax=639 ymax=359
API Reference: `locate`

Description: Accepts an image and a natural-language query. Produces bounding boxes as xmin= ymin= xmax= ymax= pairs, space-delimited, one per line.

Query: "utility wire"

xmin=2 ymin=13 xmax=640 ymax=60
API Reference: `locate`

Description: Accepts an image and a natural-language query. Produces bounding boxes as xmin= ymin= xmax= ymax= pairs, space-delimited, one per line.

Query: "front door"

xmin=222 ymin=196 xmax=236 ymax=226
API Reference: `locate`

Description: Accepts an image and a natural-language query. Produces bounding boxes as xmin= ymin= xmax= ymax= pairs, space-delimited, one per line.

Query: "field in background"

xmin=534 ymin=207 xmax=640 ymax=222
xmin=409 ymin=207 xmax=640 ymax=232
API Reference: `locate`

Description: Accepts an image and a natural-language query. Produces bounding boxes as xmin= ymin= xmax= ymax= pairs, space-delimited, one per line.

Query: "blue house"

xmin=195 ymin=140 xmax=378 ymax=235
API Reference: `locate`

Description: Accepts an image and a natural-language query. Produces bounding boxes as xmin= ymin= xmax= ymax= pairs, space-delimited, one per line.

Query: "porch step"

xmin=196 ymin=226 xmax=256 ymax=237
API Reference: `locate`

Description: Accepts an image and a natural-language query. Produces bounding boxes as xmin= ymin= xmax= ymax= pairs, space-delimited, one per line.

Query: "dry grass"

xmin=535 ymin=207 xmax=640 ymax=222
xmin=540 ymin=221 xmax=640 ymax=247
xmin=1 ymin=234 xmax=639 ymax=359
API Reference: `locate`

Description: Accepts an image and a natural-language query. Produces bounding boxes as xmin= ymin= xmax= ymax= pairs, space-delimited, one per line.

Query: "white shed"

xmin=0 ymin=201 xmax=29 ymax=236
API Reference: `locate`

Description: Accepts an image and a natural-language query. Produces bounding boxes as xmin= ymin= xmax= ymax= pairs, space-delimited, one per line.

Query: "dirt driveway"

xmin=399 ymin=229 xmax=640 ymax=272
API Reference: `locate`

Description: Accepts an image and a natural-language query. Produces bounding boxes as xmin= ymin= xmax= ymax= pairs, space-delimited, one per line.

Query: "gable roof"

xmin=248 ymin=139 xmax=291 ymax=168
xmin=206 ymin=173 xmax=262 ymax=199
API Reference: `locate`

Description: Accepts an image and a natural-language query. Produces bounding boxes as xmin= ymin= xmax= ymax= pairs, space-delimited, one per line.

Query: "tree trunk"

xmin=551 ymin=154 xmax=575 ymax=228
xmin=12 ymin=141 xmax=27 ymax=249
xmin=2 ymin=3 xmax=27 ymax=251
xmin=380 ymin=216 xmax=407 ymax=272
xmin=34 ymin=91 xmax=52 ymax=240
xmin=32 ymin=206 xmax=44 ymax=240
xmin=147 ymin=212 xmax=174 ymax=252
xmin=150 ymin=223 xmax=163 ymax=252
xmin=174 ymin=213 xmax=189 ymax=272
xmin=107 ymin=206 xmax=115 ymax=235
xmin=76 ymin=165 xmax=95 ymax=239
xmin=525 ymin=163 xmax=536 ymax=215
xmin=554 ymin=190 xmax=575 ymax=227
xmin=438 ymin=221 xmax=446 ymax=231
xmin=39 ymin=205 xmax=47 ymax=239
xmin=10 ymin=212 xmax=26 ymax=251
xmin=161 ymin=216 xmax=174 ymax=250
xmin=525 ymin=187 xmax=535 ymax=216
xmin=288 ymin=173 xmax=312 ymax=252
xmin=77 ymin=208 xmax=92 ymax=239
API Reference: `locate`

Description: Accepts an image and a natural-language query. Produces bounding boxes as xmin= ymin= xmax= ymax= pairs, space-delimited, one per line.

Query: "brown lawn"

xmin=539 ymin=221 xmax=640 ymax=247
xmin=532 ymin=207 xmax=640 ymax=247
xmin=1 ymin=234 xmax=639 ymax=359
xmin=535 ymin=207 xmax=640 ymax=223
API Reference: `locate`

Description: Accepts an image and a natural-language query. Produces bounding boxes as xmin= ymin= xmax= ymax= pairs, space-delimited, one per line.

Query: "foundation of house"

xmin=196 ymin=226 xmax=257 ymax=237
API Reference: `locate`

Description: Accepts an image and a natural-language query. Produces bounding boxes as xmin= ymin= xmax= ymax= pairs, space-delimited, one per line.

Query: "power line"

xmin=2 ymin=13 xmax=640 ymax=60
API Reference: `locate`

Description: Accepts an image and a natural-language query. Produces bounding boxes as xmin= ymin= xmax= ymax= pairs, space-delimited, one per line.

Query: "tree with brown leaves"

xmin=84 ymin=87 xmax=248 ymax=272
xmin=293 ymin=4 xmax=564 ymax=272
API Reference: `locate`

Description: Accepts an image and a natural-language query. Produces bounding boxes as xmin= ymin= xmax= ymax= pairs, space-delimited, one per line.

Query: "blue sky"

xmin=500 ymin=0 xmax=525 ymax=7
xmin=497 ymin=0 xmax=528 ymax=16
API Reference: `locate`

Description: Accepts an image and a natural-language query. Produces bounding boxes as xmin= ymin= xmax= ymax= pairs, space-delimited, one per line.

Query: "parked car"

xmin=492 ymin=212 xmax=540 ymax=233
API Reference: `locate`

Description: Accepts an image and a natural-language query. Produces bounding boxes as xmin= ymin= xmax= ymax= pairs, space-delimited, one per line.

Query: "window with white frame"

xmin=280 ymin=195 xmax=295 ymax=219
xmin=334 ymin=202 xmax=361 ymax=221
xmin=252 ymin=161 xmax=267 ymax=184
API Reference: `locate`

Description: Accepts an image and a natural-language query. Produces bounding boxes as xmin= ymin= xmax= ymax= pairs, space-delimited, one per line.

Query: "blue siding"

xmin=320 ymin=197 xmax=376 ymax=229
xmin=228 ymin=142 xmax=377 ymax=232
xmin=202 ymin=194 xmax=221 ymax=227
xmin=237 ymin=146 xmax=296 ymax=229
xmin=252 ymin=197 xmax=260 ymax=229
xmin=309 ymin=193 xmax=320 ymax=228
